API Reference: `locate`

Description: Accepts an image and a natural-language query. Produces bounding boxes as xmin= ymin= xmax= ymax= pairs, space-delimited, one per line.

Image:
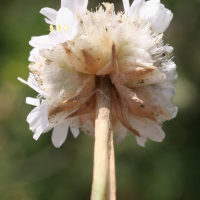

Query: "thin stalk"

xmin=90 ymin=76 xmax=116 ymax=200
xmin=106 ymin=130 xmax=116 ymax=200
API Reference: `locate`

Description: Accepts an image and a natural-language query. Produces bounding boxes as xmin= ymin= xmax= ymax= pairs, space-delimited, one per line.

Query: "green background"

xmin=0 ymin=0 xmax=200 ymax=199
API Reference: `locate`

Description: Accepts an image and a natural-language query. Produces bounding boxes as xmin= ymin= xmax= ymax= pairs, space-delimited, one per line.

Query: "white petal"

xmin=27 ymin=73 xmax=37 ymax=86
xmin=129 ymin=114 xmax=165 ymax=145
xmin=29 ymin=48 xmax=40 ymax=62
xmin=146 ymin=86 xmax=176 ymax=119
xmin=129 ymin=0 xmax=144 ymax=18
xmin=151 ymin=8 xmax=173 ymax=33
xmin=70 ymin=128 xmax=79 ymax=138
xmin=69 ymin=20 xmax=79 ymax=39
xmin=27 ymin=101 xmax=51 ymax=140
xmin=44 ymin=18 xmax=56 ymax=25
xmin=146 ymin=126 xmax=165 ymax=142
xmin=26 ymin=97 xmax=40 ymax=106
xmin=61 ymin=0 xmax=88 ymax=14
xmin=40 ymin=7 xmax=57 ymax=25
xmin=139 ymin=2 xmax=160 ymax=23
xmin=33 ymin=127 xmax=43 ymax=140
xmin=29 ymin=35 xmax=55 ymax=49
xmin=49 ymin=27 xmax=78 ymax=45
xmin=122 ymin=0 xmax=130 ymax=13
xmin=47 ymin=8 xmax=78 ymax=45
xmin=139 ymin=0 xmax=173 ymax=33
xmin=136 ymin=136 xmax=147 ymax=147
xmin=49 ymin=31 xmax=67 ymax=44
xmin=51 ymin=123 xmax=69 ymax=148
xmin=67 ymin=117 xmax=81 ymax=137
xmin=172 ymin=106 xmax=178 ymax=119
xmin=157 ymin=61 xmax=177 ymax=89
xmin=165 ymin=46 xmax=173 ymax=54
xmin=33 ymin=119 xmax=52 ymax=140
xmin=18 ymin=73 xmax=49 ymax=98
xmin=56 ymin=8 xmax=74 ymax=31
xmin=27 ymin=108 xmax=42 ymax=130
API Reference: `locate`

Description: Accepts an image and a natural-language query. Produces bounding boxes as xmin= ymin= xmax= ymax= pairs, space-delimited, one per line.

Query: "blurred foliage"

xmin=0 ymin=0 xmax=200 ymax=199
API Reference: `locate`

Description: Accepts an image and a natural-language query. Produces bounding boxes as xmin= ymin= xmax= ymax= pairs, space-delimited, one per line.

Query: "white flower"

xmin=29 ymin=0 xmax=88 ymax=49
xmin=123 ymin=0 xmax=173 ymax=33
xmin=18 ymin=73 xmax=49 ymax=98
xmin=40 ymin=0 xmax=88 ymax=25
xmin=27 ymin=98 xmax=80 ymax=148
xmin=19 ymin=74 xmax=80 ymax=148
xmin=48 ymin=8 xmax=79 ymax=44
xmin=21 ymin=0 xmax=177 ymax=147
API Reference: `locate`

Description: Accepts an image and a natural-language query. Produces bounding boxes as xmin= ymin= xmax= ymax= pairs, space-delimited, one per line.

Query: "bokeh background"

xmin=0 ymin=0 xmax=200 ymax=199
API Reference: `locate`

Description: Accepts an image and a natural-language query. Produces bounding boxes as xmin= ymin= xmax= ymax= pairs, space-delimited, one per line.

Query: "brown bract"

xmin=45 ymin=42 xmax=162 ymax=140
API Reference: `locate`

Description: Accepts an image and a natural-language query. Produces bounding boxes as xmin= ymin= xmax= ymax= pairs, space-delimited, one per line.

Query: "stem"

xmin=91 ymin=76 xmax=116 ymax=200
xmin=106 ymin=130 xmax=116 ymax=200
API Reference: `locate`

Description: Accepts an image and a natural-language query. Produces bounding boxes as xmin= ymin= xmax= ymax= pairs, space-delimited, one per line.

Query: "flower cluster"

xmin=19 ymin=0 xmax=177 ymax=147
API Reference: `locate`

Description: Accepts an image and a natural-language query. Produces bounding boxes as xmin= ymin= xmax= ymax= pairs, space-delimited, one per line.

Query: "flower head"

xmin=19 ymin=0 xmax=177 ymax=147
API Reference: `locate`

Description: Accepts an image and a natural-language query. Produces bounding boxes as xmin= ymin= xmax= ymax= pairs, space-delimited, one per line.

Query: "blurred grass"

xmin=0 ymin=0 xmax=200 ymax=199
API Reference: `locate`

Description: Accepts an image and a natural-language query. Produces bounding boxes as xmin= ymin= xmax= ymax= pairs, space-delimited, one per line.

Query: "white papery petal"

xmin=172 ymin=106 xmax=178 ymax=119
xmin=49 ymin=30 xmax=77 ymax=46
xmin=49 ymin=31 xmax=67 ymax=44
xmin=61 ymin=0 xmax=88 ymax=14
xmin=47 ymin=8 xmax=78 ymax=45
xmin=29 ymin=48 xmax=40 ymax=62
xmin=18 ymin=73 xmax=49 ymax=98
xmin=129 ymin=0 xmax=144 ymax=18
xmin=165 ymin=46 xmax=173 ymax=54
xmin=29 ymin=35 xmax=55 ymax=49
xmin=139 ymin=1 xmax=160 ymax=21
xmin=27 ymin=101 xmax=51 ymax=140
xmin=136 ymin=136 xmax=147 ymax=147
xmin=151 ymin=8 xmax=173 ymax=33
xmin=147 ymin=126 xmax=165 ymax=142
xmin=45 ymin=18 xmax=56 ymax=25
xmin=129 ymin=114 xmax=165 ymax=146
xmin=40 ymin=7 xmax=57 ymax=24
xmin=159 ymin=10 xmax=173 ymax=33
xmin=56 ymin=8 xmax=74 ymax=30
xmin=139 ymin=0 xmax=173 ymax=33
xmin=26 ymin=97 xmax=40 ymax=106
xmin=123 ymin=0 xmax=130 ymax=13
xmin=27 ymin=107 xmax=42 ymax=129
xmin=70 ymin=128 xmax=79 ymax=138
xmin=51 ymin=123 xmax=69 ymax=148
xmin=159 ymin=62 xmax=177 ymax=88
xmin=70 ymin=20 xmax=79 ymax=38
xmin=67 ymin=117 xmax=81 ymax=137
xmin=33 ymin=128 xmax=43 ymax=140
xmin=27 ymin=73 xmax=37 ymax=86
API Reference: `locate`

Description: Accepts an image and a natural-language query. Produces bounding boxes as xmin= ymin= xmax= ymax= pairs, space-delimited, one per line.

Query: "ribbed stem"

xmin=90 ymin=76 xmax=116 ymax=200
